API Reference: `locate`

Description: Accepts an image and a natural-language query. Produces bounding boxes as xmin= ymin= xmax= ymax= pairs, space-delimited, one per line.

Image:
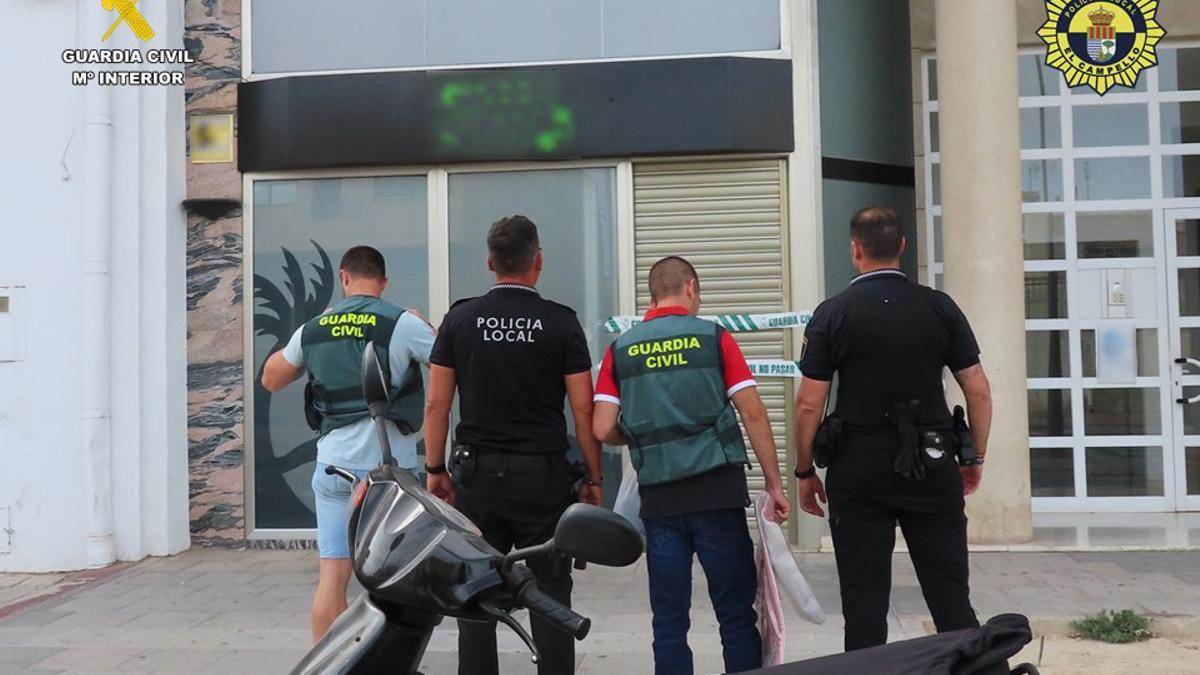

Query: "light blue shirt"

xmin=283 ymin=309 xmax=435 ymax=470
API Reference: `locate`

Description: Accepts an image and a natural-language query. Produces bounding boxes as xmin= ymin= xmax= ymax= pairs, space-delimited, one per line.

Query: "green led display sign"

xmin=432 ymin=71 xmax=577 ymax=159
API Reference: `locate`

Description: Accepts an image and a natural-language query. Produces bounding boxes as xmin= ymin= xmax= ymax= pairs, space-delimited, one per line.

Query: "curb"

xmin=911 ymin=616 xmax=1200 ymax=639
xmin=1030 ymin=617 xmax=1200 ymax=640
xmin=0 ymin=562 xmax=131 ymax=621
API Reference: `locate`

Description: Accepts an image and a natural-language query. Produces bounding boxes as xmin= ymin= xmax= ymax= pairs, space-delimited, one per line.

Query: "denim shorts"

xmin=312 ymin=462 xmax=371 ymax=559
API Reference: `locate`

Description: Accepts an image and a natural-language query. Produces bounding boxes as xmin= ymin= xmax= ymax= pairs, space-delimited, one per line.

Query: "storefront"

xmin=242 ymin=158 xmax=799 ymax=534
xmin=181 ymin=0 xmax=1200 ymax=551
xmin=223 ymin=0 xmax=815 ymax=540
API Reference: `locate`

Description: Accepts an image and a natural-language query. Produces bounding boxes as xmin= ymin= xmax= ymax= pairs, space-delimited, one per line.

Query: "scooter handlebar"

xmin=519 ymin=585 xmax=591 ymax=640
xmin=324 ymin=466 xmax=358 ymax=483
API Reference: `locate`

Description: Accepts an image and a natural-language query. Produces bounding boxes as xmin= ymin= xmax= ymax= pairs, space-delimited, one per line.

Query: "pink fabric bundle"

xmin=755 ymin=495 xmax=787 ymax=666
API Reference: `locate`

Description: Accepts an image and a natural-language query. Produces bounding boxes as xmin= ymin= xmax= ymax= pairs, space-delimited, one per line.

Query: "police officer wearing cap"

xmin=261 ymin=245 xmax=435 ymax=642
xmin=793 ymin=206 xmax=993 ymax=651
xmin=423 ymin=215 xmax=604 ymax=675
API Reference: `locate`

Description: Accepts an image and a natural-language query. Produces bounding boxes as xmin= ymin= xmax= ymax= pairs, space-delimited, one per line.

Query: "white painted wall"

xmin=0 ymin=0 xmax=189 ymax=571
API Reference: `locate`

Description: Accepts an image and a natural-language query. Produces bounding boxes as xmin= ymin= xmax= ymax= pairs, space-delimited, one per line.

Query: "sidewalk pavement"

xmin=2 ymin=548 xmax=1198 ymax=674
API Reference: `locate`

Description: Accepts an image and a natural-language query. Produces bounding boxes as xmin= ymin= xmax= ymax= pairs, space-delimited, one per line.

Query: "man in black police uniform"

xmin=793 ymin=206 xmax=993 ymax=651
xmin=423 ymin=215 xmax=604 ymax=675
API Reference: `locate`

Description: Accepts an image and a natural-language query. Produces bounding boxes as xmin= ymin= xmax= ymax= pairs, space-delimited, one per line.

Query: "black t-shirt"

xmin=640 ymin=465 xmax=749 ymax=519
xmin=430 ymin=284 xmax=593 ymax=454
xmin=799 ymin=269 xmax=980 ymax=427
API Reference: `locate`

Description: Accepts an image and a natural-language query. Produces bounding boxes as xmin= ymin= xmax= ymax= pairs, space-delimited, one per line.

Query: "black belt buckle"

xmin=451 ymin=444 xmax=477 ymax=487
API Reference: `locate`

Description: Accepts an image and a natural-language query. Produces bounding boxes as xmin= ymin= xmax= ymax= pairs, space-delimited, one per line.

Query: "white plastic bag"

xmin=612 ymin=467 xmax=645 ymax=543
xmin=755 ymin=492 xmax=826 ymax=625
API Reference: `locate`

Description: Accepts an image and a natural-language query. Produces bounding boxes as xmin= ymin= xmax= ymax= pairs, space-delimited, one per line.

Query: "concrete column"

xmin=788 ymin=0 xmax=826 ymax=551
xmin=935 ymin=0 xmax=1032 ymax=543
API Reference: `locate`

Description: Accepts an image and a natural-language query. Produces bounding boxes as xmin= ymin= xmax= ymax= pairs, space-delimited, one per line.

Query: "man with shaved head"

xmin=593 ymin=255 xmax=790 ymax=674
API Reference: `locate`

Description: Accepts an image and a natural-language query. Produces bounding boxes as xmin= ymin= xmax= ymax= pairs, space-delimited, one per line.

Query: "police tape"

xmin=746 ymin=360 xmax=803 ymax=379
xmin=602 ymin=311 xmax=812 ymax=334
xmin=592 ymin=358 xmax=804 ymax=379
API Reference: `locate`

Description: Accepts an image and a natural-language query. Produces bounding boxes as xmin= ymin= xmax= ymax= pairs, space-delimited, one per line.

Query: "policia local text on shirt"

xmin=260 ymin=246 xmax=435 ymax=643
xmin=593 ymin=256 xmax=790 ymax=675
xmin=793 ymin=207 xmax=993 ymax=652
xmin=423 ymin=215 xmax=604 ymax=675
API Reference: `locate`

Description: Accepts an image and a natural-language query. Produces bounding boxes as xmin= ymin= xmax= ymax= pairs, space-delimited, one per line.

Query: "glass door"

xmin=249 ymin=175 xmax=430 ymax=530
xmin=246 ymin=165 xmax=625 ymax=534
xmin=1167 ymin=208 xmax=1200 ymax=511
xmin=445 ymin=167 xmax=623 ymax=507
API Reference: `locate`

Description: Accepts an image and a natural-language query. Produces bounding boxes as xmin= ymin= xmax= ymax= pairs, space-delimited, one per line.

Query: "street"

xmin=3 ymin=548 xmax=1199 ymax=674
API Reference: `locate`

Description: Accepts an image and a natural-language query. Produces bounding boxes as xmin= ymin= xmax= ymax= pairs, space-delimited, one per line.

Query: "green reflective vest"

xmin=300 ymin=295 xmax=424 ymax=437
xmin=612 ymin=314 xmax=748 ymax=486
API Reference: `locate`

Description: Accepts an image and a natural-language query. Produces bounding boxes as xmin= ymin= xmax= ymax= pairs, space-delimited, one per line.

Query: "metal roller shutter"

xmin=632 ymin=158 xmax=794 ymax=538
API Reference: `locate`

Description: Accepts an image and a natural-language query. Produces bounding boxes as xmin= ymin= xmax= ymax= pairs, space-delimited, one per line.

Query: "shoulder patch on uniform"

xmin=800 ymin=335 xmax=808 ymax=361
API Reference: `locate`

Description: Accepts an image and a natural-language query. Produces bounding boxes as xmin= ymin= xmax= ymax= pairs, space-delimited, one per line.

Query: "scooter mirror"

xmin=553 ymin=503 xmax=644 ymax=567
xmin=360 ymin=341 xmax=390 ymax=408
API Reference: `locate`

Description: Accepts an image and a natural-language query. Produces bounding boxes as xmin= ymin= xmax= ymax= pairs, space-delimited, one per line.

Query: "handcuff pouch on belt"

xmin=450 ymin=444 xmax=477 ymax=487
xmin=889 ymin=399 xmax=953 ymax=481
xmin=303 ymin=381 xmax=322 ymax=432
xmin=813 ymin=414 xmax=845 ymax=469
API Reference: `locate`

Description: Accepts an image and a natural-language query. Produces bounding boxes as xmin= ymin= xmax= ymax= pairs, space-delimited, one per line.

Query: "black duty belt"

xmin=473 ymin=451 xmax=568 ymax=473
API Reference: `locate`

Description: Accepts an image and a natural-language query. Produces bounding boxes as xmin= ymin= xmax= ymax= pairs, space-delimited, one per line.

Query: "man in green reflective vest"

xmin=593 ymin=256 xmax=790 ymax=675
xmin=262 ymin=245 xmax=434 ymax=642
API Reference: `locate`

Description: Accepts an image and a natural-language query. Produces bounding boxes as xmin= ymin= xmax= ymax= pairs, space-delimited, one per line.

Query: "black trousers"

xmin=826 ymin=444 xmax=979 ymax=651
xmin=453 ymin=453 xmax=577 ymax=675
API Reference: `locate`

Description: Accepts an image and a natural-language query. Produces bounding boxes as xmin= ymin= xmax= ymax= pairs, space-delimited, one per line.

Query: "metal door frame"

xmin=1166 ymin=207 xmax=1200 ymax=511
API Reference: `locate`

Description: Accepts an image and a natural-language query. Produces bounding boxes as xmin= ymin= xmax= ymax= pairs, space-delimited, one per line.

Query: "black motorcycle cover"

xmin=745 ymin=613 xmax=1032 ymax=675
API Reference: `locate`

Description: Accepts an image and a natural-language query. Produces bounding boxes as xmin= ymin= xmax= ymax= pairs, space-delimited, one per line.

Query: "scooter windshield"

xmin=351 ymin=466 xmax=503 ymax=619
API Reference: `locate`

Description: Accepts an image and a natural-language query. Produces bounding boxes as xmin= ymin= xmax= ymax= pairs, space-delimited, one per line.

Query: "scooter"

xmin=291 ymin=343 xmax=644 ymax=675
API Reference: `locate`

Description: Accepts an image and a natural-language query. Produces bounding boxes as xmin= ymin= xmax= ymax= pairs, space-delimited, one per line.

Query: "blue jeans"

xmin=644 ymin=509 xmax=762 ymax=675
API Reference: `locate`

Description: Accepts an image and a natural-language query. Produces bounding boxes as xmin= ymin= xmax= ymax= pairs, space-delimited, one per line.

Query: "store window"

xmin=251 ymin=176 xmax=429 ymax=529
xmin=1073 ymin=105 xmax=1149 ymax=147
xmin=1076 ymin=212 xmax=1154 ymax=258
xmin=447 ymin=168 xmax=623 ymax=505
xmin=247 ymin=167 xmax=624 ymax=531
xmin=1020 ymin=108 xmax=1062 ymax=149
xmin=251 ymin=0 xmax=781 ymax=75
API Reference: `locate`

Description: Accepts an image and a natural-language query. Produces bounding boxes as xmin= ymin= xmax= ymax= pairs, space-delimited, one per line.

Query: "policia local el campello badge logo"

xmin=1039 ymin=1 xmax=1165 ymax=95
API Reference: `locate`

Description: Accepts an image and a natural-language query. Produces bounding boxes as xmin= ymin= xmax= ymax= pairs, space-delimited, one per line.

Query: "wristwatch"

xmin=794 ymin=466 xmax=817 ymax=480
xmin=583 ymin=475 xmax=604 ymax=487
xmin=424 ymin=462 xmax=448 ymax=475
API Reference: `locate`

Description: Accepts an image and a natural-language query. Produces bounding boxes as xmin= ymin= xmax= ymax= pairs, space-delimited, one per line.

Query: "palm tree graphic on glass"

xmin=253 ymin=242 xmax=335 ymax=527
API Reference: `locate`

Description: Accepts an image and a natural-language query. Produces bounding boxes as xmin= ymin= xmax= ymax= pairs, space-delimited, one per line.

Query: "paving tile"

xmin=193 ymin=610 xmax=294 ymax=630
xmin=0 ymin=608 xmax=71 ymax=628
xmin=117 ymin=648 xmax=229 ymax=673
xmin=0 ymin=626 xmax=43 ymax=647
xmin=208 ymin=648 xmax=308 ymax=673
xmin=115 ymin=610 xmax=219 ymax=629
xmin=40 ymin=609 xmax=148 ymax=634
xmin=1 ymin=646 xmax=63 ymax=669
xmin=31 ymin=647 xmax=143 ymax=670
